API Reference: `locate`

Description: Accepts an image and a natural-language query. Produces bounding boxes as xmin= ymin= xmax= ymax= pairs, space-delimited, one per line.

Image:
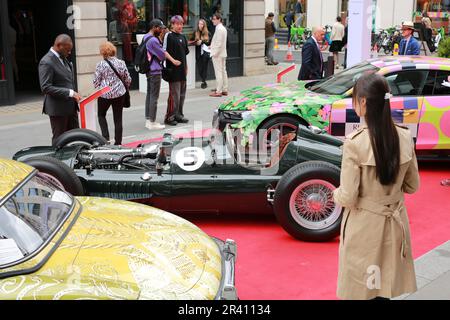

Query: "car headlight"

xmin=222 ymin=111 xmax=244 ymax=121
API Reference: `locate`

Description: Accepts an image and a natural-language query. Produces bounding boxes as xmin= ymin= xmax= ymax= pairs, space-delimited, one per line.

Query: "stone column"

xmin=244 ymin=0 xmax=266 ymax=76
xmin=347 ymin=0 xmax=373 ymax=67
xmin=73 ymin=0 xmax=108 ymax=95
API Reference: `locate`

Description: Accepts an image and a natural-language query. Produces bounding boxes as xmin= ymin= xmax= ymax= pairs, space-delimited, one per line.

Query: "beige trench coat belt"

xmin=355 ymin=192 xmax=407 ymax=260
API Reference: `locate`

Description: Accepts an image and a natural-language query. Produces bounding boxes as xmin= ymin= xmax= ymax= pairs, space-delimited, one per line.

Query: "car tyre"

xmin=273 ymin=161 xmax=343 ymax=242
xmin=24 ymin=156 xmax=85 ymax=196
xmin=52 ymin=129 xmax=108 ymax=149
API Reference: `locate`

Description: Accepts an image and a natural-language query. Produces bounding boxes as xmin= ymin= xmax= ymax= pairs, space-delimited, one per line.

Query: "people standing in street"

xmin=163 ymin=15 xmax=190 ymax=126
xmin=144 ymin=19 xmax=181 ymax=130
xmin=298 ymin=26 xmax=325 ymax=80
xmin=399 ymin=21 xmax=421 ymax=55
xmin=209 ymin=13 xmax=229 ymax=98
xmin=39 ymin=34 xmax=81 ymax=144
xmin=342 ymin=18 xmax=348 ymax=69
xmin=294 ymin=0 xmax=304 ymax=27
xmin=192 ymin=19 xmax=211 ymax=89
xmin=422 ymin=15 xmax=436 ymax=53
xmin=93 ymin=41 xmax=131 ymax=145
xmin=284 ymin=9 xmax=295 ymax=44
xmin=330 ymin=16 xmax=345 ymax=69
xmin=265 ymin=12 xmax=279 ymax=66
xmin=333 ymin=73 xmax=419 ymax=300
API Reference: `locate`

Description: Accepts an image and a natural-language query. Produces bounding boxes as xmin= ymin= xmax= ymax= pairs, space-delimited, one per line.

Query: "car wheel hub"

xmin=289 ymin=179 xmax=342 ymax=230
xmin=305 ymin=193 xmax=326 ymax=213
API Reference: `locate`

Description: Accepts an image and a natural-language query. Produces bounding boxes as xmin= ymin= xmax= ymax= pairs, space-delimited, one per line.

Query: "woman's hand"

xmin=173 ymin=60 xmax=182 ymax=67
xmin=197 ymin=40 xmax=202 ymax=46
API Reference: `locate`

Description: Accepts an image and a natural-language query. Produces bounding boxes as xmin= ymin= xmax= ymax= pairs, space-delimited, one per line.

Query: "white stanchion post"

xmin=347 ymin=0 xmax=374 ymax=68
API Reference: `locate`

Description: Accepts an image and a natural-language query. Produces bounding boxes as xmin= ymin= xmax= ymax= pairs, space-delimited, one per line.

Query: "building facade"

xmin=0 ymin=0 xmax=266 ymax=106
xmin=269 ymin=0 xmax=449 ymax=30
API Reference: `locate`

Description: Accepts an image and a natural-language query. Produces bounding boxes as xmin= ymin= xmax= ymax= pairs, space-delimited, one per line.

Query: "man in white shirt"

xmin=209 ymin=13 xmax=228 ymax=97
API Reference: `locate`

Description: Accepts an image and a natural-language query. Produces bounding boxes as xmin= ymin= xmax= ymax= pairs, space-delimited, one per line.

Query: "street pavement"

xmin=396 ymin=241 xmax=450 ymax=300
xmin=0 ymin=64 xmax=299 ymax=159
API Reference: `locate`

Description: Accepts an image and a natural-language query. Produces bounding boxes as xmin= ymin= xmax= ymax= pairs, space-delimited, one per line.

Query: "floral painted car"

xmin=214 ymin=56 xmax=450 ymax=155
xmin=0 ymin=158 xmax=237 ymax=300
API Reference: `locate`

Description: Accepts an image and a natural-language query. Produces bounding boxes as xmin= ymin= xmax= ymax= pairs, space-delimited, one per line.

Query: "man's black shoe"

xmin=175 ymin=117 xmax=189 ymax=124
xmin=165 ymin=120 xmax=178 ymax=126
xmin=201 ymin=82 xmax=207 ymax=89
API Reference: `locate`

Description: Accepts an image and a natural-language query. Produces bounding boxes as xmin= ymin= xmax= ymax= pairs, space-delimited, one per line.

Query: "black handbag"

xmin=104 ymin=59 xmax=131 ymax=108
xmin=162 ymin=62 xmax=173 ymax=82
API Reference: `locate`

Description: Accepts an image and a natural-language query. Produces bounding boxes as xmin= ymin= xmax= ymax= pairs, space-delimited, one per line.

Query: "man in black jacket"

xmin=39 ymin=34 xmax=81 ymax=144
xmin=298 ymin=27 xmax=325 ymax=81
xmin=284 ymin=9 xmax=295 ymax=43
xmin=163 ymin=15 xmax=190 ymax=126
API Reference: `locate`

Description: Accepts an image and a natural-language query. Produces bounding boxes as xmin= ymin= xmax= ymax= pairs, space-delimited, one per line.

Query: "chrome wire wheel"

xmin=289 ymin=179 xmax=341 ymax=230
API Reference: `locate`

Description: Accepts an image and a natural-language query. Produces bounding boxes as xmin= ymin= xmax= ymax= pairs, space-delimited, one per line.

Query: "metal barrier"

xmin=277 ymin=64 xmax=296 ymax=83
xmin=79 ymin=87 xmax=111 ymax=131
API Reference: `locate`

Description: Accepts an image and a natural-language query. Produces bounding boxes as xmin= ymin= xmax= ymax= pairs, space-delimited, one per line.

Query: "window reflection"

xmin=106 ymin=0 xmax=242 ymax=67
xmin=0 ymin=174 xmax=73 ymax=263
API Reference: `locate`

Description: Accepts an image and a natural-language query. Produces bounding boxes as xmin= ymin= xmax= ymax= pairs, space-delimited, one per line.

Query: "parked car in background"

xmin=214 ymin=56 xmax=450 ymax=158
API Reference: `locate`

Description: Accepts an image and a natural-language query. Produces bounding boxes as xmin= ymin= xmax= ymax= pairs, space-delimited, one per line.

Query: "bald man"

xmin=39 ymin=34 xmax=81 ymax=144
xmin=298 ymin=26 xmax=325 ymax=81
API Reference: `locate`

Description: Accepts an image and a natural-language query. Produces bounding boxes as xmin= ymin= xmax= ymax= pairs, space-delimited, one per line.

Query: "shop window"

xmin=106 ymin=0 xmax=206 ymax=64
xmin=415 ymin=1 xmax=450 ymax=33
xmin=417 ymin=0 xmax=450 ymax=12
xmin=278 ymin=0 xmax=307 ymax=28
xmin=107 ymin=0 xmax=242 ymax=64
xmin=203 ymin=0 xmax=242 ymax=59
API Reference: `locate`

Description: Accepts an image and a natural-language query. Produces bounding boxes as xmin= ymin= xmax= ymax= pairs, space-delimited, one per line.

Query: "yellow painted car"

xmin=0 ymin=159 xmax=237 ymax=300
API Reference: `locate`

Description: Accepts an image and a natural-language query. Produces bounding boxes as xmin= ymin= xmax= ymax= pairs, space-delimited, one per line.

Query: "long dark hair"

xmin=353 ymin=73 xmax=400 ymax=186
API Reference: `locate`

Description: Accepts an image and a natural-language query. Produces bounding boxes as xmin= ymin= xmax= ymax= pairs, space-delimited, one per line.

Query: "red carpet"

xmin=125 ymin=138 xmax=450 ymax=300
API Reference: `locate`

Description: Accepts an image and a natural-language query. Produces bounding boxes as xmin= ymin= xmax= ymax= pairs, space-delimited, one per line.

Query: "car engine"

xmin=74 ymin=134 xmax=175 ymax=174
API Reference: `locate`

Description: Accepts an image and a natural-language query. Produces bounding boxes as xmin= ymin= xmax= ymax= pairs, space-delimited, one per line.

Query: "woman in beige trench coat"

xmin=333 ymin=73 xmax=420 ymax=300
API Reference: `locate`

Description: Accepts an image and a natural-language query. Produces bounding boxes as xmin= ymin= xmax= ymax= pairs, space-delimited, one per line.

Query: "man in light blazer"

xmin=39 ymin=34 xmax=81 ymax=144
xmin=209 ymin=13 xmax=228 ymax=97
xmin=399 ymin=21 xmax=421 ymax=56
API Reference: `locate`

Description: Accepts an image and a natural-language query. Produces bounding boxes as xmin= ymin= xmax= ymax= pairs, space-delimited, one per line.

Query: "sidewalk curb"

xmin=395 ymin=240 xmax=450 ymax=300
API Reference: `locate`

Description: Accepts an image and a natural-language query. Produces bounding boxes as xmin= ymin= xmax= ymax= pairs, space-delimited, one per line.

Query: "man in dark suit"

xmin=298 ymin=26 xmax=325 ymax=81
xmin=39 ymin=34 xmax=81 ymax=144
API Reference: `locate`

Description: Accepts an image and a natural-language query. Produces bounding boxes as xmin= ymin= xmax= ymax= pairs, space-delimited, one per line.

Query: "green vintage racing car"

xmin=13 ymin=125 xmax=344 ymax=242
